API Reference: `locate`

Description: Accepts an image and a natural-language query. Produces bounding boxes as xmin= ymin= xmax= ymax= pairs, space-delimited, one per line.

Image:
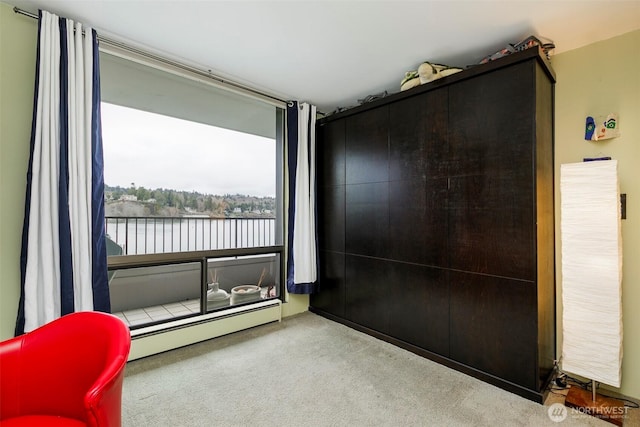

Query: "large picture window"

xmin=102 ymin=103 xmax=280 ymax=255
xmin=100 ymin=49 xmax=285 ymax=329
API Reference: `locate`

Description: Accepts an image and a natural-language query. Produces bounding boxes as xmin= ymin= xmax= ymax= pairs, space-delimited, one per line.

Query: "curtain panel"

xmin=16 ymin=10 xmax=110 ymax=335
xmin=286 ymin=102 xmax=319 ymax=294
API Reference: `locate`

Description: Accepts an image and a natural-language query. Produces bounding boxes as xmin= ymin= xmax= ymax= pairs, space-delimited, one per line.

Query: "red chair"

xmin=0 ymin=311 xmax=131 ymax=427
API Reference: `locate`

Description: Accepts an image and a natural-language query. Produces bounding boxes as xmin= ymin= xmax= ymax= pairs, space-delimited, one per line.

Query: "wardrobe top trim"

xmin=318 ymin=46 xmax=555 ymax=125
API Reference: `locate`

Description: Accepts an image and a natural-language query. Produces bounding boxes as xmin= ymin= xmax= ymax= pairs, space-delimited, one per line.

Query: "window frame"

xmin=99 ymin=44 xmax=287 ymax=328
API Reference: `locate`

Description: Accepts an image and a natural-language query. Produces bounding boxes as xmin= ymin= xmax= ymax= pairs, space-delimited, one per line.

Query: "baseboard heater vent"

xmin=128 ymin=300 xmax=282 ymax=360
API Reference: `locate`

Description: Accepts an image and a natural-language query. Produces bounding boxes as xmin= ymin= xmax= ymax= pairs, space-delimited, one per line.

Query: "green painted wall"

xmin=0 ymin=3 xmax=36 ymax=339
xmin=552 ymin=29 xmax=640 ymax=400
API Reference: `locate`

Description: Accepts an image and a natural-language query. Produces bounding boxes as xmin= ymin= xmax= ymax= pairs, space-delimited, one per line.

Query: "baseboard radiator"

xmin=128 ymin=300 xmax=282 ymax=360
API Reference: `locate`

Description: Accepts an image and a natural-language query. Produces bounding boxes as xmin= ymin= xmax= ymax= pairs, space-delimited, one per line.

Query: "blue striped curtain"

xmin=16 ymin=10 xmax=110 ymax=335
xmin=286 ymin=101 xmax=319 ymax=294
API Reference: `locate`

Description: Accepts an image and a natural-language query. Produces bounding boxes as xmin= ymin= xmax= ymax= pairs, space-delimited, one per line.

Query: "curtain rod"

xmin=13 ymin=6 xmax=288 ymax=107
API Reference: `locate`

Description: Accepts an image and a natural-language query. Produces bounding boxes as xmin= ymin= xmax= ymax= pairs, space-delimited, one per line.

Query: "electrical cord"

xmin=552 ymin=372 xmax=640 ymax=409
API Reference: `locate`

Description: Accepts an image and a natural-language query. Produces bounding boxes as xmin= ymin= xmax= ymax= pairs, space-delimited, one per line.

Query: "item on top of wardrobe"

xmin=400 ymin=62 xmax=463 ymax=91
xmin=327 ymin=106 xmax=355 ymax=116
xmin=479 ymin=35 xmax=555 ymax=64
xmin=418 ymin=62 xmax=463 ymax=84
xmin=401 ymin=71 xmax=421 ymax=91
xmin=358 ymin=91 xmax=389 ymax=105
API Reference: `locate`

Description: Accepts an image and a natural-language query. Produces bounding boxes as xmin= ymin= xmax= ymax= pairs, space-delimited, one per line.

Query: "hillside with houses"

xmin=105 ymin=185 xmax=276 ymax=218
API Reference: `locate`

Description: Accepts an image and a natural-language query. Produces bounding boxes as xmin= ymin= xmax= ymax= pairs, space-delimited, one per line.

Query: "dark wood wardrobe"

xmin=310 ymin=47 xmax=556 ymax=403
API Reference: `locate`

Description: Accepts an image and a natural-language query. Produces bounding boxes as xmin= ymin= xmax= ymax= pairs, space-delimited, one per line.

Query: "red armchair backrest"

xmin=0 ymin=311 xmax=131 ymax=427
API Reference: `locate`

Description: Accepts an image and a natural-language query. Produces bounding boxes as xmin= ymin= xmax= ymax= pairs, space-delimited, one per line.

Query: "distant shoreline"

xmin=105 ymin=199 xmax=275 ymax=219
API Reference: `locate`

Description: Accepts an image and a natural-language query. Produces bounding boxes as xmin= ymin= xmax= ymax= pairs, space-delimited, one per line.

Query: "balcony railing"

xmin=105 ymin=216 xmax=277 ymax=255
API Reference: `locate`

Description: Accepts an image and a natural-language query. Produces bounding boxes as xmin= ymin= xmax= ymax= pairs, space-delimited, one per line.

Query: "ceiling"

xmin=8 ymin=0 xmax=640 ymax=114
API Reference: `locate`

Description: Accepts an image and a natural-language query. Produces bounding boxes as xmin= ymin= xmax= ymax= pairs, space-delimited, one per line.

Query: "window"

xmin=99 ymin=49 xmax=285 ymax=328
xmin=102 ymin=103 xmax=280 ymax=254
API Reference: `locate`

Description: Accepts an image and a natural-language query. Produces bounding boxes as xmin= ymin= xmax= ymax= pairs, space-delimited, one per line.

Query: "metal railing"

xmin=105 ymin=216 xmax=277 ymax=255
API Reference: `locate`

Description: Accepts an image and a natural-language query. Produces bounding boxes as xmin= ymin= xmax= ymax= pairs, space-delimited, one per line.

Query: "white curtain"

xmin=286 ymin=101 xmax=318 ymax=294
xmin=17 ymin=10 xmax=110 ymax=334
xmin=560 ymin=160 xmax=623 ymax=387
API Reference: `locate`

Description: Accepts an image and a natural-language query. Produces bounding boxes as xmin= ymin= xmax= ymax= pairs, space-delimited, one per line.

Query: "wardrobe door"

xmin=388 ymin=88 xmax=449 ymax=267
xmin=313 ymin=119 xmax=346 ymax=316
xmin=317 ymin=118 xmax=346 ymax=188
xmin=313 ymin=250 xmax=346 ymax=318
xmin=345 ymin=106 xmax=390 ymax=259
xmin=449 ymin=271 xmax=538 ymax=390
xmin=448 ymin=62 xmax=536 ymax=281
xmin=386 ymin=263 xmax=449 ymax=356
xmin=345 ymin=106 xmax=389 ymax=185
xmin=345 ymin=255 xmax=392 ymax=334
xmin=317 ymin=119 xmax=346 ymax=253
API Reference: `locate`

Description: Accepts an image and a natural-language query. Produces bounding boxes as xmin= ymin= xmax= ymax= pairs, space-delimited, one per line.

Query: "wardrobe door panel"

xmin=311 ymin=250 xmax=346 ymax=318
xmin=448 ymin=63 xmax=534 ymax=177
xmin=389 ymin=178 xmax=448 ymax=266
xmin=345 ymin=255 xmax=391 ymax=335
xmin=448 ymin=62 xmax=535 ymax=280
xmin=387 ymin=263 xmax=449 ymax=356
xmin=447 ymin=174 xmax=534 ymax=279
xmin=346 ymin=106 xmax=389 ymax=185
xmin=389 ymin=88 xmax=448 ymax=182
xmin=388 ymin=88 xmax=448 ymax=267
xmin=317 ymin=119 xmax=346 ymax=187
xmin=449 ymin=271 xmax=538 ymax=390
xmin=345 ymin=182 xmax=389 ymax=259
xmin=317 ymin=184 xmax=345 ymax=252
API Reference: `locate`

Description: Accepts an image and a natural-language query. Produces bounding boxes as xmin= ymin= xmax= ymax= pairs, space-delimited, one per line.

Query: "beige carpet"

xmin=122 ymin=312 xmax=628 ymax=426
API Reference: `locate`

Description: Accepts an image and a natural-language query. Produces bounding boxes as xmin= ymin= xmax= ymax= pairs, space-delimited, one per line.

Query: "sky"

xmin=101 ymin=103 xmax=277 ymax=198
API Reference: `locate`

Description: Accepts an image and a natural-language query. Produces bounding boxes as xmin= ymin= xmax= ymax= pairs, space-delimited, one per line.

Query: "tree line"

xmin=105 ymin=184 xmax=275 ymax=217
